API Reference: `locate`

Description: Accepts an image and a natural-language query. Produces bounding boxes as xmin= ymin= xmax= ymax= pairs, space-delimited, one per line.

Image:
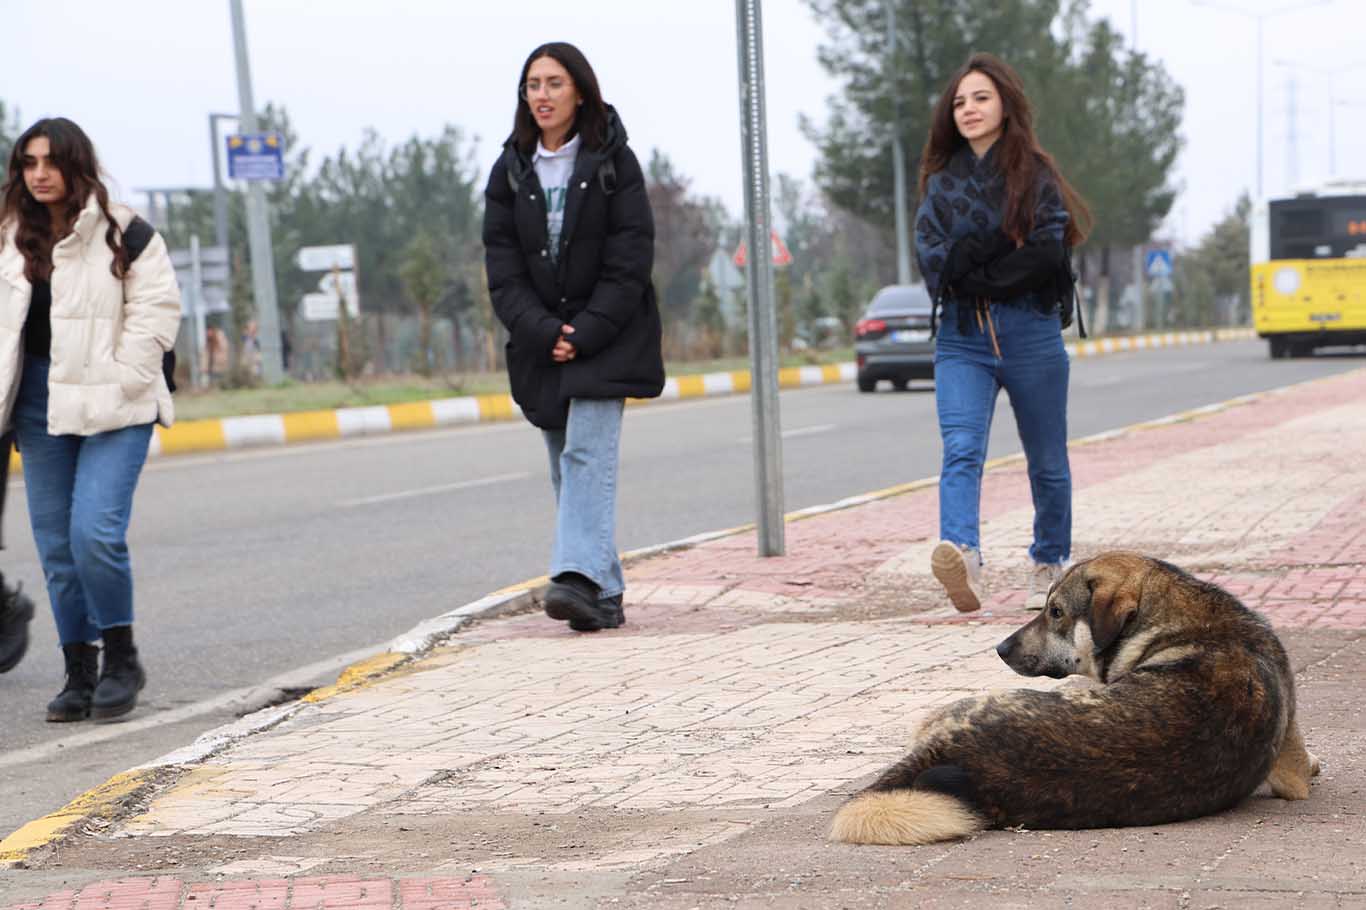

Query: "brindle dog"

xmin=831 ymin=552 xmax=1320 ymax=845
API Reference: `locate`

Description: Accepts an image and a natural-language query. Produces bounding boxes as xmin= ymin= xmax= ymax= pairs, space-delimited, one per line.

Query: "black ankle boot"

xmin=47 ymin=643 xmax=100 ymax=722
xmin=0 ymin=573 xmax=36 ymax=674
xmin=569 ymin=593 xmax=625 ymax=632
xmin=92 ymin=626 xmax=146 ymax=722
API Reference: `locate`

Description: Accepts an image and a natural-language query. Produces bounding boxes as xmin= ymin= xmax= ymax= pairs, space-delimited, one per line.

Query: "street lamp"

xmin=1190 ymin=0 xmax=1334 ymax=198
xmin=1272 ymin=58 xmax=1366 ymax=177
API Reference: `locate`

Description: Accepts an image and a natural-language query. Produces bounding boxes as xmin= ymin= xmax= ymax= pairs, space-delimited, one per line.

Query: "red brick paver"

xmin=2 ymin=875 xmax=504 ymax=910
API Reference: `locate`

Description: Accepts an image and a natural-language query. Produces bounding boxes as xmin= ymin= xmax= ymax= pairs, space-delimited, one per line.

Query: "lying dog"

xmin=831 ymin=552 xmax=1319 ymax=845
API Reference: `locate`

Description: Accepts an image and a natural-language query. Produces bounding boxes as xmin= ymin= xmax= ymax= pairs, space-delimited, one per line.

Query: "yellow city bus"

xmin=1250 ymin=180 xmax=1366 ymax=358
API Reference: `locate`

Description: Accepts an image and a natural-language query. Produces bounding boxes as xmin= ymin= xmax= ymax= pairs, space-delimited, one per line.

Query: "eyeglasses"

xmin=521 ymin=78 xmax=573 ymax=100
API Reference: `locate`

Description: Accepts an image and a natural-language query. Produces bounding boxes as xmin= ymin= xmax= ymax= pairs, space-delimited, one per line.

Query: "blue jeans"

xmin=542 ymin=398 xmax=625 ymax=600
xmin=13 ymin=357 xmax=154 ymax=645
xmin=934 ymin=303 xmax=1071 ymax=565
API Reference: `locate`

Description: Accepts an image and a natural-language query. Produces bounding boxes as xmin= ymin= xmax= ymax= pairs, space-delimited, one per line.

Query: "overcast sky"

xmin=3 ymin=0 xmax=1361 ymax=248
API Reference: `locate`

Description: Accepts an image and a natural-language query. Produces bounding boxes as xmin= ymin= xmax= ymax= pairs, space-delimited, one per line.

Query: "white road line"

xmin=739 ymin=423 xmax=837 ymax=443
xmin=337 ymin=471 xmax=531 ymax=508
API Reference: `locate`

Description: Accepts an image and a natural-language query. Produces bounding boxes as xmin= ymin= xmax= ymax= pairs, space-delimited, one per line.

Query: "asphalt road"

xmin=0 ymin=338 xmax=1361 ymax=838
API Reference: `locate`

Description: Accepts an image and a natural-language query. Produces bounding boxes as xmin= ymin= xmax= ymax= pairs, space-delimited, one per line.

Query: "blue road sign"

xmin=226 ymin=132 xmax=285 ymax=181
xmin=1145 ymin=249 xmax=1173 ymax=279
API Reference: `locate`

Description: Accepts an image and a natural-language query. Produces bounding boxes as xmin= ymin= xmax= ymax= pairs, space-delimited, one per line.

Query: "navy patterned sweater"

xmin=914 ymin=144 xmax=1077 ymax=334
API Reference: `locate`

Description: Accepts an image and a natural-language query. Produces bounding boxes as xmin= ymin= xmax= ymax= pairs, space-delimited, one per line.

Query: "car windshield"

xmin=867 ymin=286 xmax=931 ymax=316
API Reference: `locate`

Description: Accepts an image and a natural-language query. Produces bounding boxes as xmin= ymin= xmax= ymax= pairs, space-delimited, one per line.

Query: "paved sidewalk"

xmin=2 ymin=364 xmax=1363 ymax=909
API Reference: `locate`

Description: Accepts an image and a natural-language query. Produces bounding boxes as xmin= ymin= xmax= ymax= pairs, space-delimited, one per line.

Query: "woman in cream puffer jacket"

xmin=0 ymin=117 xmax=180 ymax=724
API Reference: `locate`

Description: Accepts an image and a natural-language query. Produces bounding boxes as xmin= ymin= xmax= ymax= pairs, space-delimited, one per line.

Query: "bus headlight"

xmin=1274 ymin=267 xmax=1302 ymax=295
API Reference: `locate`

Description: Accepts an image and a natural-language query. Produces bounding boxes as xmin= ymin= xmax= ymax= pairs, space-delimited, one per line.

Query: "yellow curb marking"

xmin=156 ymin=419 xmax=228 ymax=455
xmin=730 ymin=369 xmax=752 ymax=393
xmin=493 ymin=575 xmax=548 ymax=597
xmin=387 ymin=401 xmax=437 ymax=431
xmin=0 ymin=769 xmax=150 ymax=862
xmin=674 ymin=374 xmax=707 ymax=398
xmin=475 ymin=393 xmax=517 ymax=422
xmin=300 ymin=652 xmax=408 ymax=704
xmin=282 ymin=409 xmax=341 ymax=443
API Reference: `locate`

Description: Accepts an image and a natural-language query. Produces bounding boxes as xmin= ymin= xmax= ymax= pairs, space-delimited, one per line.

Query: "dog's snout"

xmin=996 ymin=637 xmax=1016 ymax=661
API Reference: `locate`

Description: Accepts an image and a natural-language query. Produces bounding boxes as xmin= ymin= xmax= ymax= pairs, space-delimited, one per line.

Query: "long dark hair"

xmin=509 ymin=42 xmax=609 ymax=155
xmin=1 ymin=117 xmax=128 ymax=282
xmin=919 ymin=53 xmax=1091 ymax=247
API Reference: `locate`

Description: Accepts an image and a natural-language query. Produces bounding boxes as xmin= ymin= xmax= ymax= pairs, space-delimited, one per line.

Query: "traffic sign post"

xmin=296 ymin=244 xmax=362 ymax=378
xmin=1145 ymin=249 xmax=1175 ymax=329
xmin=230 ymin=0 xmax=285 ymax=384
xmin=170 ymin=236 xmax=233 ymax=389
xmin=735 ymin=0 xmax=785 ymax=557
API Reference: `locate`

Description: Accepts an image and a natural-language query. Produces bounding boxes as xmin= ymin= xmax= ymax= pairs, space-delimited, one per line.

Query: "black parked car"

xmin=854 ymin=285 xmax=935 ymax=392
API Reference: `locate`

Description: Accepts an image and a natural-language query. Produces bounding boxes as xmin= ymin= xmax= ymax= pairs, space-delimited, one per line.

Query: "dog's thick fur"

xmin=831 ymin=552 xmax=1320 ymax=845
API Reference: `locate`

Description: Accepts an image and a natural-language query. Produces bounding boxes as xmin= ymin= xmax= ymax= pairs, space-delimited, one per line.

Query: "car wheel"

xmin=1269 ymin=338 xmax=1288 ymax=359
xmin=891 ymin=378 xmax=909 ymax=392
xmin=857 ymin=375 xmax=877 ymax=393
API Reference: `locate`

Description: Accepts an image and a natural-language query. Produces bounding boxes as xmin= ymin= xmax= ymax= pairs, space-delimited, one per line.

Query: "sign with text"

xmin=301 ymin=291 xmax=359 ymax=322
xmin=226 ymin=133 xmax=285 ymax=181
xmin=296 ymin=244 xmax=354 ymax=272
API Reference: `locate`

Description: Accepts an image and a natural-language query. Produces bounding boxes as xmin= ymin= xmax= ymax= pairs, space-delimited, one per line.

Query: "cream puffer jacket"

xmin=0 ymin=196 xmax=181 ymax=436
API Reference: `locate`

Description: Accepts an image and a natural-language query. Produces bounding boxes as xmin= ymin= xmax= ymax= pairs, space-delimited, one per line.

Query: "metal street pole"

xmin=188 ymin=235 xmax=205 ymax=389
xmin=1256 ymin=17 xmax=1264 ymax=198
xmin=228 ymin=0 xmax=285 ymax=384
xmin=208 ymin=113 xmax=236 ymax=255
xmin=1129 ymin=6 xmax=1145 ymax=330
xmin=886 ymin=1 xmax=911 ymax=285
xmin=735 ymin=0 xmax=785 ymax=557
xmin=1191 ymin=0 xmax=1332 ymax=200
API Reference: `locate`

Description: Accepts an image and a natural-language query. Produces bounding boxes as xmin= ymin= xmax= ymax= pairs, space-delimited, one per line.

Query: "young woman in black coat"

xmin=483 ymin=42 xmax=663 ymax=632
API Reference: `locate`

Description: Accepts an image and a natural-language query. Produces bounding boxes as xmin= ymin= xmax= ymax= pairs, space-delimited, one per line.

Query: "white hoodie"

xmin=532 ymin=133 xmax=581 ymax=263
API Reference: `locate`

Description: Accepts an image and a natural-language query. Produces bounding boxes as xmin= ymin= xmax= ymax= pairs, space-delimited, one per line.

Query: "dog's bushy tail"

xmin=829 ymin=789 xmax=983 ymax=845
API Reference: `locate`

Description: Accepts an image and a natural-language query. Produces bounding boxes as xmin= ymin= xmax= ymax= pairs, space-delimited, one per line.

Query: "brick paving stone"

xmin=0 ymin=876 xmax=506 ymax=910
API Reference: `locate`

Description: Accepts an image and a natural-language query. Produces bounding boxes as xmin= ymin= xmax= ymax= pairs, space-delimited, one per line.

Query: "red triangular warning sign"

xmin=733 ymin=230 xmax=793 ymax=268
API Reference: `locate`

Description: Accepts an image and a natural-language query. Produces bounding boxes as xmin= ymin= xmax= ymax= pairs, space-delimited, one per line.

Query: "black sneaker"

xmin=544 ymin=573 xmax=619 ymax=632
xmin=569 ymin=594 xmax=625 ymax=632
xmin=0 ymin=579 xmax=36 ymax=674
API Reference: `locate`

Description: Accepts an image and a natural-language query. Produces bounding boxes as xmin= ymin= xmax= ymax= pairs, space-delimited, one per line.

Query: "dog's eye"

xmin=1048 ymin=606 xmax=1063 ymax=620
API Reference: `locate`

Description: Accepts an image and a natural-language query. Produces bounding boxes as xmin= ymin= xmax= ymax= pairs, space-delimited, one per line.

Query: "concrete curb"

xmin=0 ymin=771 xmax=153 ymax=866
xmin=7 ymin=327 xmax=1259 ymax=472
xmin=0 ymin=329 xmax=1283 ymax=865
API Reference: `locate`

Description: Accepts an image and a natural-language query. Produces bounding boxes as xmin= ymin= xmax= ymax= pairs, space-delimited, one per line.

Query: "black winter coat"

xmin=483 ymin=108 xmax=664 ymax=429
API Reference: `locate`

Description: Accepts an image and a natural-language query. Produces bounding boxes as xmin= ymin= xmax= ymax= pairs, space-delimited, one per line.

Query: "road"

xmin=0 ymin=339 xmax=1360 ymax=838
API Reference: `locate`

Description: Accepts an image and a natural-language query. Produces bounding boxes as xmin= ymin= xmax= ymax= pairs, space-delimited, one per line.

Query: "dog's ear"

xmin=1087 ymin=573 xmax=1140 ymax=654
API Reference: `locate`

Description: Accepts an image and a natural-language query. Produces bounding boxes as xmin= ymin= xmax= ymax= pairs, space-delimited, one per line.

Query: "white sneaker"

xmin=1026 ymin=561 xmax=1065 ymax=611
xmin=931 ymin=541 xmax=984 ymax=613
